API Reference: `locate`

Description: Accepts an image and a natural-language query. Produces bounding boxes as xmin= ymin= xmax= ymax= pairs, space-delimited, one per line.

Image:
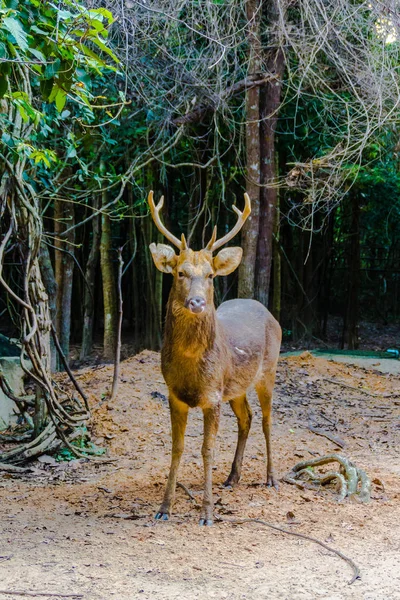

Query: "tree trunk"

xmin=302 ymin=234 xmax=314 ymax=334
xmin=238 ymin=0 xmax=261 ymax=299
xmin=59 ymin=202 xmax=75 ymax=360
xmin=38 ymin=242 xmax=57 ymax=372
xmin=54 ymin=198 xmax=63 ymax=339
xmin=320 ymin=211 xmax=335 ymax=339
xmin=346 ymin=194 xmax=360 ymax=349
xmin=30 ymin=258 xmax=51 ymax=434
xmin=100 ymin=162 xmax=117 ymax=360
xmin=129 ymin=215 xmax=140 ymax=352
xmin=271 ymin=190 xmax=281 ymax=322
xmin=293 ymin=228 xmax=305 ymax=341
xmin=110 ymin=248 xmax=123 ymax=401
xmin=53 ymin=199 xmax=75 ymax=365
xmin=154 ymin=231 xmax=163 ymax=348
xmin=141 ymin=218 xmax=161 ymax=349
xmin=80 ymin=197 xmax=100 ymax=359
xmin=256 ymin=22 xmax=285 ymax=305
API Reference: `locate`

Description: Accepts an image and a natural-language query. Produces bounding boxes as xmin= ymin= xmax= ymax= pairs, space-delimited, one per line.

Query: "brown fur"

xmin=150 ymin=237 xmax=282 ymax=525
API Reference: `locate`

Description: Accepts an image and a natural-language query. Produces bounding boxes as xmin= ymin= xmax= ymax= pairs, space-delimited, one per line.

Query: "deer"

xmin=148 ymin=190 xmax=282 ymax=526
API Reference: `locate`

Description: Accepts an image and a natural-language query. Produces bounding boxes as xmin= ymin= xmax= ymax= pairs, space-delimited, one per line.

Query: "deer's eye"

xmin=208 ymin=274 xmax=213 ymax=279
xmin=178 ymin=271 xmax=184 ymax=279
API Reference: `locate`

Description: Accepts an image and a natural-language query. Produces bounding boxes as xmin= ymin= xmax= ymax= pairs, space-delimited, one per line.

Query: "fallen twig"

xmin=324 ymin=377 xmax=381 ymax=398
xmin=177 ymin=481 xmax=201 ymax=506
xmin=170 ymin=478 xmax=361 ymax=585
xmin=308 ymin=425 xmax=346 ymax=449
xmin=0 ymin=591 xmax=83 ymax=598
xmin=217 ymin=516 xmax=360 ymax=584
xmin=106 ymin=512 xmax=144 ymax=520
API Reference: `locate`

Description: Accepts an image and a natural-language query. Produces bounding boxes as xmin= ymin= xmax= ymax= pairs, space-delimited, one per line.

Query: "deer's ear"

xmin=213 ymin=247 xmax=243 ymax=277
xmin=149 ymin=243 xmax=177 ymax=274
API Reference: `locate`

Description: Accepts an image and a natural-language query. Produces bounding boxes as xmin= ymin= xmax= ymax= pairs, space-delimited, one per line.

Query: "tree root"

xmin=283 ymin=454 xmax=371 ymax=503
xmin=0 ymin=462 xmax=31 ymax=473
xmin=0 ymin=178 xmax=92 ymax=467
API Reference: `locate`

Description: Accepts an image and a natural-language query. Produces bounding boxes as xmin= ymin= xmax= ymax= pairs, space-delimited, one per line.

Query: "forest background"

xmin=1 ymin=0 xmax=400 ymax=375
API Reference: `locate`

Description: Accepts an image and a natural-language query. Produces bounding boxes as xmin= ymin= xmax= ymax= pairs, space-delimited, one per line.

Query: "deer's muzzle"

xmin=186 ymin=296 xmax=206 ymax=314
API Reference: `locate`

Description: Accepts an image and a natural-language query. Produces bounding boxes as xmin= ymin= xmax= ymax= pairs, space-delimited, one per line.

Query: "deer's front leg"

xmin=155 ymin=396 xmax=188 ymax=521
xmin=200 ymin=403 xmax=221 ymax=526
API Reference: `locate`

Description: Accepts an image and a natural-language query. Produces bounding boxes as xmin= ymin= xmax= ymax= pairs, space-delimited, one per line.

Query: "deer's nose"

xmin=187 ymin=296 xmax=206 ymax=314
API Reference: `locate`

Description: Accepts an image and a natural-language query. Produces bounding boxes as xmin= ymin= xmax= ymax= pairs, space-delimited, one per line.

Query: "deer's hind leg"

xmin=224 ymin=394 xmax=252 ymax=487
xmin=256 ymin=371 xmax=279 ymax=489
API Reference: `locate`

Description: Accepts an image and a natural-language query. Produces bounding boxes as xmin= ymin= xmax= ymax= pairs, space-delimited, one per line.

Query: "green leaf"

xmin=73 ymin=87 xmax=92 ymax=107
xmin=55 ymin=88 xmax=67 ymax=112
xmin=12 ymin=90 xmax=29 ymax=102
xmin=40 ymin=77 xmax=54 ymax=100
xmin=58 ymin=60 xmax=74 ymax=91
xmin=28 ymin=47 xmax=46 ymax=62
xmin=89 ymin=20 xmax=107 ymax=35
xmin=16 ymin=102 xmax=29 ymax=122
xmin=5 ymin=0 xmax=18 ymax=10
xmin=0 ymin=41 xmax=8 ymax=58
xmin=1 ymin=132 xmax=13 ymax=146
xmin=30 ymin=25 xmax=48 ymax=35
xmin=2 ymin=17 xmax=29 ymax=51
xmin=79 ymin=43 xmax=107 ymax=67
xmin=0 ymin=73 xmax=8 ymax=98
xmin=66 ymin=145 xmax=76 ymax=158
xmin=91 ymin=37 xmax=120 ymax=64
xmin=88 ymin=8 xmax=114 ymax=24
xmin=56 ymin=9 xmax=74 ymax=21
xmin=44 ymin=58 xmax=61 ymax=79
xmin=48 ymin=83 xmax=58 ymax=103
xmin=0 ymin=61 xmax=11 ymax=75
xmin=30 ymin=148 xmax=57 ymax=167
xmin=75 ymin=67 xmax=91 ymax=88
xmin=12 ymin=92 xmax=41 ymax=122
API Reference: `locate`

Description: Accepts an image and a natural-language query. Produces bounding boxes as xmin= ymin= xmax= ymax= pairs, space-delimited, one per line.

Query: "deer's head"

xmin=148 ymin=191 xmax=251 ymax=315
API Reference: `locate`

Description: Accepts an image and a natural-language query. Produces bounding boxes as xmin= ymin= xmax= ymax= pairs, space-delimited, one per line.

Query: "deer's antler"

xmin=148 ymin=191 xmax=187 ymax=250
xmin=206 ymin=193 xmax=251 ymax=252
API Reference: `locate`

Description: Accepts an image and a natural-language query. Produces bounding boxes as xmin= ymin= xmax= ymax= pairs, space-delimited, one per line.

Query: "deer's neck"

xmin=164 ymin=298 xmax=218 ymax=359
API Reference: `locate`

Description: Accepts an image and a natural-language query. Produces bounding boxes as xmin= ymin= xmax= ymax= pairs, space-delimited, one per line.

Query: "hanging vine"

xmin=0 ymin=0 xmax=119 ymax=463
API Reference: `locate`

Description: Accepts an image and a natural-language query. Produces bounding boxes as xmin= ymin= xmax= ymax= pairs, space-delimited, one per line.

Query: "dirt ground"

xmin=0 ymin=351 xmax=399 ymax=600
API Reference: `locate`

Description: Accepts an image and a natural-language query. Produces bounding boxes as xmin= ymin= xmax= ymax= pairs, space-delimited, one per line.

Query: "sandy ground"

xmin=0 ymin=351 xmax=399 ymax=600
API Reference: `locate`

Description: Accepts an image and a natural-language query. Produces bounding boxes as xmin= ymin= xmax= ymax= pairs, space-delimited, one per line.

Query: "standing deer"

xmin=148 ymin=190 xmax=281 ymax=525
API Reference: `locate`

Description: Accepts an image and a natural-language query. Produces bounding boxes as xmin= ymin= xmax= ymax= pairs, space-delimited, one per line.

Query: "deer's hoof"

xmin=199 ymin=518 xmax=213 ymax=526
xmin=266 ymin=475 xmax=279 ymax=491
xmin=223 ymin=475 xmax=239 ymax=488
xmin=155 ymin=512 xmax=169 ymax=521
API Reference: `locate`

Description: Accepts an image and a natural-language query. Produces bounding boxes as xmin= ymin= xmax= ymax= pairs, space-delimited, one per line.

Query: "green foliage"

xmin=0 ymin=0 xmax=119 ymax=148
xmin=0 ymin=0 xmax=126 ymax=226
xmin=54 ymin=426 xmax=106 ymax=461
